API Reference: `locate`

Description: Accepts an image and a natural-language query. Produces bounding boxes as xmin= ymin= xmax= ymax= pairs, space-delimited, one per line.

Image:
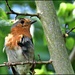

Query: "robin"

xmin=4 ymin=18 xmax=36 ymax=75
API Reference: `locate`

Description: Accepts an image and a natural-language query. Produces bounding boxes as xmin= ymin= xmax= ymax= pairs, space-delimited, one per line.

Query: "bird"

xmin=4 ymin=18 xmax=36 ymax=75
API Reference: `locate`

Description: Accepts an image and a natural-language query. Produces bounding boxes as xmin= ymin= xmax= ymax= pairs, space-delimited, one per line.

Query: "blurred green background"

xmin=0 ymin=0 xmax=75 ymax=74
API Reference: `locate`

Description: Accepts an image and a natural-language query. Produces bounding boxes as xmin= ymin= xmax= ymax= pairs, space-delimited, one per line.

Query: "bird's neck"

xmin=11 ymin=27 xmax=32 ymax=38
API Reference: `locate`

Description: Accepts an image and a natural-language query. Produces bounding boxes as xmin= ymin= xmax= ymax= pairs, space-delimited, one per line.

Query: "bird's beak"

xmin=31 ymin=20 xmax=37 ymax=24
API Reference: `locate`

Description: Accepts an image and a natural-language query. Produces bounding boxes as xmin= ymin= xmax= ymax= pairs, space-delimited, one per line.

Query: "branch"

xmin=5 ymin=0 xmax=40 ymax=18
xmin=69 ymin=46 xmax=75 ymax=62
xmin=0 ymin=60 xmax=52 ymax=67
xmin=5 ymin=0 xmax=14 ymax=13
xmin=65 ymin=26 xmax=75 ymax=37
xmin=35 ymin=1 xmax=74 ymax=74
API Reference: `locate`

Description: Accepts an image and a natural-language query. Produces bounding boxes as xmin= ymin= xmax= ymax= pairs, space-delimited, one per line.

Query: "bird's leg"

xmin=4 ymin=62 xmax=12 ymax=69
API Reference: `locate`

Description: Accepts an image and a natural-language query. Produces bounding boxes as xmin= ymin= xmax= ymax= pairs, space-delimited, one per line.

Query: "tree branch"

xmin=5 ymin=0 xmax=40 ymax=18
xmin=0 ymin=60 xmax=52 ymax=67
xmin=69 ymin=46 xmax=75 ymax=62
xmin=66 ymin=27 xmax=75 ymax=34
xmin=35 ymin=1 xmax=74 ymax=74
xmin=65 ymin=26 xmax=75 ymax=37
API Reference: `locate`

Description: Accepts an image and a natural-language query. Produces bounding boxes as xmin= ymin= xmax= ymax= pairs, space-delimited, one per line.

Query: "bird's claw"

xmin=4 ymin=62 xmax=12 ymax=69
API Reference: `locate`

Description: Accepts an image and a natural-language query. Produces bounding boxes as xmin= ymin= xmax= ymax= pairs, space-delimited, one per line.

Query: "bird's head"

xmin=11 ymin=18 xmax=37 ymax=30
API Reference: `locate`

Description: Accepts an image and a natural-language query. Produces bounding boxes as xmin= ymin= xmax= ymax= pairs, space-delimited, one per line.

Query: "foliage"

xmin=0 ymin=0 xmax=75 ymax=74
xmin=57 ymin=2 xmax=75 ymax=72
xmin=35 ymin=65 xmax=54 ymax=74
xmin=0 ymin=8 xmax=11 ymax=74
xmin=57 ymin=2 xmax=75 ymax=50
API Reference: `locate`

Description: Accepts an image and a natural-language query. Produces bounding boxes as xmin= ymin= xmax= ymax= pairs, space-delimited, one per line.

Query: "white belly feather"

xmin=5 ymin=47 xmax=33 ymax=74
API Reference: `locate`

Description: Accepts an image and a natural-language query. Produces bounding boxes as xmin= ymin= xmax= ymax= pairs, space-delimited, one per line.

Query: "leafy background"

xmin=0 ymin=0 xmax=75 ymax=74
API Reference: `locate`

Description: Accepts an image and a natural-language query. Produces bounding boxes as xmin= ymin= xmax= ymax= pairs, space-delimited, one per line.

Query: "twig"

xmin=5 ymin=0 xmax=14 ymax=13
xmin=64 ymin=26 xmax=75 ymax=37
xmin=66 ymin=26 xmax=75 ymax=34
xmin=7 ymin=12 xmax=40 ymax=18
xmin=5 ymin=0 xmax=40 ymax=19
xmin=0 ymin=60 xmax=52 ymax=67
xmin=38 ymin=54 xmax=42 ymax=61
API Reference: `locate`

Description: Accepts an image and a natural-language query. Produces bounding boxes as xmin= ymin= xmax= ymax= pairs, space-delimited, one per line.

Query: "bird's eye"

xmin=20 ymin=20 xmax=24 ymax=24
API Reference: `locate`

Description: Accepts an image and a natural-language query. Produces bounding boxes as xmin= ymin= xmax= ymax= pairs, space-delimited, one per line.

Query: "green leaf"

xmin=58 ymin=2 xmax=75 ymax=17
xmin=0 ymin=8 xmax=8 ymax=20
xmin=57 ymin=3 xmax=67 ymax=17
xmin=66 ymin=37 xmax=74 ymax=50
xmin=68 ymin=21 xmax=75 ymax=29
xmin=0 ymin=19 xmax=12 ymax=74
xmin=0 ymin=37 xmax=8 ymax=74
xmin=66 ymin=3 xmax=75 ymax=11
xmin=0 ymin=19 xmax=12 ymax=37
xmin=35 ymin=65 xmax=47 ymax=74
xmin=35 ymin=65 xmax=54 ymax=74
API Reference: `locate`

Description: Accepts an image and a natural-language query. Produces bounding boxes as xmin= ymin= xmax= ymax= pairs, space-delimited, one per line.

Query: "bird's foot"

xmin=4 ymin=62 xmax=12 ymax=69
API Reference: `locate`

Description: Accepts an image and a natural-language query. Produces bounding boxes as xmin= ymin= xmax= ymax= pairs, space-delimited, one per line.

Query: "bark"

xmin=35 ymin=0 xmax=74 ymax=74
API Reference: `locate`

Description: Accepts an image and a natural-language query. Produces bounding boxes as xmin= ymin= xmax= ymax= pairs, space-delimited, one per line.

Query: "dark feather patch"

xmin=17 ymin=36 xmax=33 ymax=53
xmin=17 ymin=36 xmax=34 ymax=74
xmin=11 ymin=66 xmax=19 ymax=75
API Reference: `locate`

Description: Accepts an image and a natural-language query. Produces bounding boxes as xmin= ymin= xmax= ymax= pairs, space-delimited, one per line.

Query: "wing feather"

xmin=17 ymin=36 xmax=34 ymax=60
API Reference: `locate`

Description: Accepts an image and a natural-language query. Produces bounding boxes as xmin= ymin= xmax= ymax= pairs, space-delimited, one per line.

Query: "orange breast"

xmin=5 ymin=34 xmax=23 ymax=50
xmin=5 ymin=25 xmax=32 ymax=50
